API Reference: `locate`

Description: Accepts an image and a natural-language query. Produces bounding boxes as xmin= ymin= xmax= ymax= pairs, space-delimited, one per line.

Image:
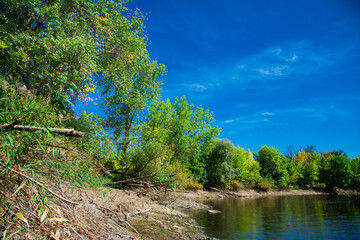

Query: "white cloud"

xmin=222 ymin=119 xmax=236 ymax=124
xmin=183 ymin=83 xmax=207 ymax=91
xmin=283 ymin=54 xmax=298 ymax=62
xmin=261 ymin=112 xmax=275 ymax=116
xmin=257 ymin=66 xmax=290 ymax=76
xmin=230 ymin=40 xmax=344 ymax=84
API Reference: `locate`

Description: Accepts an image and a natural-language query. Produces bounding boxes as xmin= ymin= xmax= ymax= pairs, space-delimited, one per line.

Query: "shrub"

xmin=256 ymin=179 xmax=273 ymax=192
xmin=174 ymin=170 xmax=191 ymax=190
xmin=186 ymin=179 xmax=204 ymax=190
xmin=225 ymin=180 xmax=244 ymax=191
xmin=311 ymin=182 xmax=326 ymax=190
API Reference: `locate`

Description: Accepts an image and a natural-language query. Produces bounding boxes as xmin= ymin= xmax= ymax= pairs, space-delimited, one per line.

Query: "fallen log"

xmin=108 ymin=173 xmax=177 ymax=186
xmin=209 ymin=187 xmax=246 ymax=198
xmin=0 ymin=118 xmax=84 ymax=137
xmin=109 ymin=173 xmax=157 ymax=186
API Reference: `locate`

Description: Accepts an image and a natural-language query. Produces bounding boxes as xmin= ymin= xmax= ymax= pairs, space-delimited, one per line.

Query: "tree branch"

xmin=0 ymin=118 xmax=84 ymax=137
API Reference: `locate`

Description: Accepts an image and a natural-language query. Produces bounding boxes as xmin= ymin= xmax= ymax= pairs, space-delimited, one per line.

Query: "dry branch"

xmin=108 ymin=173 xmax=177 ymax=187
xmin=0 ymin=118 xmax=84 ymax=137
xmin=109 ymin=173 xmax=157 ymax=186
xmin=209 ymin=187 xmax=244 ymax=198
xmin=0 ymin=118 xmax=23 ymax=130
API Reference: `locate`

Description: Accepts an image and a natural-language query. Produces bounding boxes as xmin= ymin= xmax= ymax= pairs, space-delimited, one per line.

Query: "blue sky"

xmin=79 ymin=0 xmax=360 ymax=157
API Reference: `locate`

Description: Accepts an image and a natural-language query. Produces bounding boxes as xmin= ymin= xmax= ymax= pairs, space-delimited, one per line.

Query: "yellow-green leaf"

xmin=15 ymin=212 xmax=28 ymax=225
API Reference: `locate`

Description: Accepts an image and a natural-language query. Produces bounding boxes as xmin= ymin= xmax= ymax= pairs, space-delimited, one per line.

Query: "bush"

xmin=311 ymin=182 xmax=326 ymax=190
xmin=225 ymin=180 xmax=244 ymax=191
xmin=174 ymin=170 xmax=191 ymax=190
xmin=256 ymin=179 xmax=273 ymax=192
xmin=186 ymin=179 xmax=204 ymax=190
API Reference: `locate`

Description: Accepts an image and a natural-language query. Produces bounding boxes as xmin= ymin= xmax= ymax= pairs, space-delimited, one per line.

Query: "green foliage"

xmin=0 ymin=80 xmax=110 ymax=187
xmin=319 ymin=151 xmax=353 ymax=188
xmin=225 ymin=180 xmax=244 ymax=191
xmin=141 ymin=97 xmax=220 ymax=183
xmin=350 ymin=157 xmax=360 ymax=190
xmin=97 ymin=2 xmax=166 ymax=157
xmin=64 ymin=111 xmax=116 ymax=164
xmin=1 ymin=0 xmax=161 ymax=108
xmin=123 ymin=140 xmax=171 ymax=177
xmin=255 ymin=179 xmax=273 ymax=191
xmin=52 ymin=158 xmax=111 ymax=188
xmin=101 ymin=50 xmax=166 ymax=156
xmin=233 ymin=146 xmax=261 ymax=184
xmin=328 ymin=152 xmax=353 ymax=188
xmin=0 ymin=0 xmax=100 ymax=101
xmin=299 ymin=152 xmax=320 ymax=187
xmin=0 ymin=81 xmax=59 ymax=172
xmin=288 ymin=150 xmax=320 ymax=188
xmin=255 ymin=146 xmax=290 ymax=188
xmin=206 ymin=139 xmax=236 ymax=186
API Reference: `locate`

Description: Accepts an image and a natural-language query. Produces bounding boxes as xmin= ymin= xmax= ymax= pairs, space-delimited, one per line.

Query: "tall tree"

xmin=140 ymin=97 xmax=220 ymax=182
xmin=101 ymin=58 xmax=165 ymax=156
xmin=206 ymin=139 xmax=236 ymax=186
xmin=255 ymin=146 xmax=290 ymax=188
xmin=233 ymin=146 xmax=261 ymax=183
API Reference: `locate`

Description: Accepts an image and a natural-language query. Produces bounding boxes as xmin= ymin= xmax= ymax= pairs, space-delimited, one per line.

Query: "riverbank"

xmin=3 ymin=181 xmax=359 ymax=239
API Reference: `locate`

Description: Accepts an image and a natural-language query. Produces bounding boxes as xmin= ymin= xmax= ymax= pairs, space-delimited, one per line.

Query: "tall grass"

xmin=0 ymin=81 xmax=111 ymax=237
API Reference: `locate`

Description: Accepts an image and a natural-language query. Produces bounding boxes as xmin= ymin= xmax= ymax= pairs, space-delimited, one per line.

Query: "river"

xmin=193 ymin=195 xmax=360 ymax=240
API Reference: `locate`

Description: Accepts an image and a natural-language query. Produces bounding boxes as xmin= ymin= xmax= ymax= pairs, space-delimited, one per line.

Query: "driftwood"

xmin=93 ymin=202 xmax=149 ymax=237
xmin=126 ymin=180 xmax=175 ymax=188
xmin=0 ymin=118 xmax=84 ymax=137
xmin=209 ymin=187 xmax=246 ymax=198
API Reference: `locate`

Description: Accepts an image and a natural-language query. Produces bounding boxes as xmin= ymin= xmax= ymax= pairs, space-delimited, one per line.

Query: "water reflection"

xmin=194 ymin=195 xmax=360 ymax=240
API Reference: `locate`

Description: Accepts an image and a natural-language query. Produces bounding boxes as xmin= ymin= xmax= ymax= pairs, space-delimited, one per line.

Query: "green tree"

xmin=299 ymin=152 xmax=320 ymax=187
xmin=0 ymin=0 xmax=102 ymax=101
xmin=255 ymin=146 xmax=290 ymax=188
xmin=233 ymin=146 xmax=261 ymax=184
xmin=319 ymin=151 xmax=353 ymax=188
xmin=140 ymin=97 xmax=220 ymax=183
xmin=350 ymin=157 xmax=360 ymax=190
xmin=206 ymin=139 xmax=236 ymax=186
xmin=101 ymin=55 xmax=165 ymax=157
xmin=0 ymin=0 xmax=158 ymax=106
xmin=329 ymin=152 xmax=353 ymax=188
xmin=97 ymin=4 xmax=166 ymax=157
xmin=64 ymin=111 xmax=116 ymax=163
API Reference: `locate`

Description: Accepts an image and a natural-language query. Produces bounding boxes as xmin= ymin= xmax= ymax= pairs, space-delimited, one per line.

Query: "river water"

xmin=193 ymin=195 xmax=360 ymax=240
